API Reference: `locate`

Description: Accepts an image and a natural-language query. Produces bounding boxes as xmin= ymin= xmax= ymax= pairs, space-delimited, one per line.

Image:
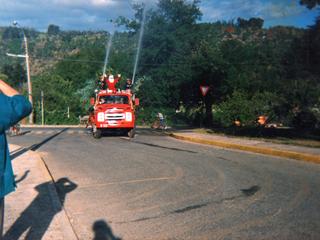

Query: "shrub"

xmin=214 ymin=90 xmax=280 ymax=127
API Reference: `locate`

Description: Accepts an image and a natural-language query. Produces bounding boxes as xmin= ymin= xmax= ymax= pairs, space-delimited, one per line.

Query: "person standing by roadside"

xmin=157 ymin=112 xmax=166 ymax=129
xmin=0 ymin=79 xmax=32 ymax=238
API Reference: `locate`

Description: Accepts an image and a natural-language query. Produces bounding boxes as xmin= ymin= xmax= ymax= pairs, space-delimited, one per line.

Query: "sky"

xmin=0 ymin=0 xmax=318 ymax=32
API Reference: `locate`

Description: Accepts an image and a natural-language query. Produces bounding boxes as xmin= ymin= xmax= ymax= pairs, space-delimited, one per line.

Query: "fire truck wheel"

xmin=128 ymin=128 xmax=135 ymax=138
xmin=93 ymin=128 xmax=102 ymax=139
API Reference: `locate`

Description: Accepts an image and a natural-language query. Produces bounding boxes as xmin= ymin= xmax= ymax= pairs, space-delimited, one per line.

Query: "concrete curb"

xmin=36 ymin=152 xmax=79 ymax=240
xmin=8 ymin=144 xmax=78 ymax=240
xmin=170 ymin=133 xmax=320 ymax=164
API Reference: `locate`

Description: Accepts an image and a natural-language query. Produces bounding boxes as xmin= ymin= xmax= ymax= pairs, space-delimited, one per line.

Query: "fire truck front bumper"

xmin=96 ymin=120 xmax=135 ymax=129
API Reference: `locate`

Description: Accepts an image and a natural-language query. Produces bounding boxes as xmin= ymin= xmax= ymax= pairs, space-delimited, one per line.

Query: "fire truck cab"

xmin=88 ymin=74 xmax=139 ymax=138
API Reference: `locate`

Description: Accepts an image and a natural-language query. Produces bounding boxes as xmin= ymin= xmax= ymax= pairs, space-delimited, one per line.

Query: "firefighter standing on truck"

xmin=97 ymin=73 xmax=121 ymax=91
xmin=126 ymin=79 xmax=132 ymax=91
xmin=97 ymin=74 xmax=107 ymax=90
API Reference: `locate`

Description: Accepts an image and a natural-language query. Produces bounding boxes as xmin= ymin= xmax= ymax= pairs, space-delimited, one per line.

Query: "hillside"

xmin=0 ymin=4 xmax=318 ymax=129
xmin=0 ymin=27 xmax=110 ymax=75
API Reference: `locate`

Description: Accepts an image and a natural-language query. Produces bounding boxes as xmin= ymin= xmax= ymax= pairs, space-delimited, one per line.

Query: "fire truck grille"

xmin=105 ymin=113 xmax=125 ymax=120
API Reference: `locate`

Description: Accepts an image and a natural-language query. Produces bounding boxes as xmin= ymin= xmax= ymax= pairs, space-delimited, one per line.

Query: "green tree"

xmin=53 ymin=47 xmax=104 ymax=88
xmin=127 ymin=0 xmax=203 ymax=115
xmin=188 ymin=27 xmax=226 ymax=126
xmin=282 ymin=15 xmax=320 ymax=128
xmin=2 ymin=27 xmax=20 ymax=40
xmin=300 ymin=0 xmax=320 ymax=9
xmin=215 ymin=91 xmax=280 ymax=127
xmin=237 ymin=17 xmax=264 ymax=30
xmin=136 ymin=1 xmax=201 ymax=124
xmin=47 ymin=24 xmax=60 ymax=35
xmin=0 ymin=73 xmax=8 ymax=81
xmin=33 ymin=73 xmax=80 ymax=124
xmin=1 ymin=63 xmax=26 ymax=89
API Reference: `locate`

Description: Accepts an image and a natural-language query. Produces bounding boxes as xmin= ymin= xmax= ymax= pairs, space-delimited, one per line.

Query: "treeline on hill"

xmin=0 ymin=0 xmax=319 ymax=131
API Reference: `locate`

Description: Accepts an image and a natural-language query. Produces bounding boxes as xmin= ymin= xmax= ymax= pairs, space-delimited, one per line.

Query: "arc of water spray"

xmin=102 ymin=33 xmax=113 ymax=75
xmin=132 ymin=6 xmax=147 ymax=85
xmin=103 ymin=20 xmax=115 ymax=75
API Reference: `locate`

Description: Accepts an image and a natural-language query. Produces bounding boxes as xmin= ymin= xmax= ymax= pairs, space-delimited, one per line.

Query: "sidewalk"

xmin=169 ymin=129 xmax=320 ymax=164
xmin=4 ymin=144 xmax=77 ymax=240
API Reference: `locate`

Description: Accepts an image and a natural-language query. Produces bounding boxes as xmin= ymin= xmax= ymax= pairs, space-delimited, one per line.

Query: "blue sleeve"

xmin=0 ymin=94 xmax=32 ymax=132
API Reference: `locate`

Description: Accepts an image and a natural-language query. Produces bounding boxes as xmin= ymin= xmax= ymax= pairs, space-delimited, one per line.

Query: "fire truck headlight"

xmin=125 ymin=112 xmax=132 ymax=122
xmin=97 ymin=112 xmax=105 ymax=122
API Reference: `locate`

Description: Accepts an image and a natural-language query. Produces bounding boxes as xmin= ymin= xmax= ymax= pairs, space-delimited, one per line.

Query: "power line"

xmin=31 ymin=56 xmax=105 ymax=64
xmin=27 ymin=55 xmax=291 ymax=67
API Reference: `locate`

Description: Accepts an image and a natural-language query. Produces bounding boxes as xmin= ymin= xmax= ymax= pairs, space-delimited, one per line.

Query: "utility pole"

xmin=24 ymin=34 xmax=33 ymax=124
xmin=41 ymin=90 xmax=44 ymax=125
xmin=6 ymin=21 xmax=33 ymax=124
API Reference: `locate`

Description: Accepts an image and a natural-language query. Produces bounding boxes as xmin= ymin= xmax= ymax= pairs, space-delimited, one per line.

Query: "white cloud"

xmin=263 ymin=2 xmax=303 ymax=19
xmin=52 ymin=0 xmax=117 ymax=7
xmin=91 ymin=0 xmax=116 ymax=6
xmin=200 ymin=0 xmax=307 ymax=24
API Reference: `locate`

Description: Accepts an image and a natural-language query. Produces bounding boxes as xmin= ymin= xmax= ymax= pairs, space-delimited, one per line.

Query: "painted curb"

xmin=170 ymin=133 xmax=320 ymax=164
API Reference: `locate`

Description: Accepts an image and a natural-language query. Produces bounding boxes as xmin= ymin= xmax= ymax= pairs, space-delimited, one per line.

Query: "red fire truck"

xmin=88 ymin=74 xmax=139 ymax=138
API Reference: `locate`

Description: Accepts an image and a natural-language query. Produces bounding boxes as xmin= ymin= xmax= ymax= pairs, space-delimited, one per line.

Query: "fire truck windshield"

xmin=99 ymin=95 xmax=129 ymax=104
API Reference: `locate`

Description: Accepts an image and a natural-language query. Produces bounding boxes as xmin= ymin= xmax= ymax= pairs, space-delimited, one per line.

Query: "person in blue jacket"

xmin=0 ymin=79 xmax=32 ymax=237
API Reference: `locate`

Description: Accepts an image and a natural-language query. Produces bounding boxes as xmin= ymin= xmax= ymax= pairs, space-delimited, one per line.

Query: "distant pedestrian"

xmin=157 ymin=112 xmax=166 ymax=129
xmin=0 ymin=79 xmax=32 ymax=238
xmin=257 ymin=115 xmax=268 ymax=126
xmin=234 ymin=119 xmax=241 ymax=127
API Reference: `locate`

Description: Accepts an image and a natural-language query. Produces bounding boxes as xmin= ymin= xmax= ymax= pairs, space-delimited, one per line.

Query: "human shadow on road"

xmin=10 ymin=128 xmax=69 ymax=160
xmin=4 ymin=178 xmax=77 ymax=240
xmin=92 ymin=220 xmax=121 ymax=240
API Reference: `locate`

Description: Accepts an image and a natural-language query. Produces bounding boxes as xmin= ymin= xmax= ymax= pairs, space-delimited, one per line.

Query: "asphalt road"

xmin=8 ymin=127 xmax=320 ymax=240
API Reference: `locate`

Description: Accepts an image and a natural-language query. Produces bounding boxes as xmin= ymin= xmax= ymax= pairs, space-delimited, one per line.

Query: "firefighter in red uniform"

xmin=98 ymin=74 xmax=121 ymax=91
xmin=105 ymin=74 xmax=121 ymax=92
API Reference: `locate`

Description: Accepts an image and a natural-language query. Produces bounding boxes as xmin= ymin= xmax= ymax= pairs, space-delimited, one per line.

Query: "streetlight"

xmin=6 ymin=21 xmax=33 ymax=124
